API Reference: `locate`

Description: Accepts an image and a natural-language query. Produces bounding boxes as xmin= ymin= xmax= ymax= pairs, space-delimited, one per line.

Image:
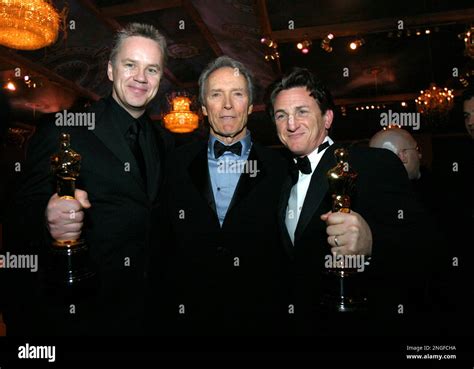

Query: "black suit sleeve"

xmin=5 ymin=116 xmax=60 ymax=252
xmin=2 ymin=117 xmax=61 ymax=334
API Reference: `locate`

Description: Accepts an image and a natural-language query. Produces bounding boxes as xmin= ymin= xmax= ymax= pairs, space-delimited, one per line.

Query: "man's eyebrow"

xmin=295 ymin=105 xmax=310 ymax=110
xmin=274 ymin=105 xmax=310 ymax=114
xmin=120 ymin=58 xmax=161 ymax=69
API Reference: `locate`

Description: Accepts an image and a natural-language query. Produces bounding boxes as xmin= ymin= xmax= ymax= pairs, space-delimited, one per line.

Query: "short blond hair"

xmin=109 ymin=23 xmax=167 ymax=68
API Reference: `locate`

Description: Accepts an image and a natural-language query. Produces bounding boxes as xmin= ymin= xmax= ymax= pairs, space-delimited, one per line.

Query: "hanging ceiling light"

xmin=415 ymin=83 xmax=454 ymax=116
xmin=320 ymin=33 xmax=334 ymax=53
xmin=349 ymin=38 xmax=365 ymax=50
xmin=297 ymin=39 xmax=312 ymax=54
xmin=0 ymin=0 xmax=60 ymax=50
xmin=163 ymin=93 xmax=199 ymax=134
xmin=261 ymin=36 xmax=279 ymax=62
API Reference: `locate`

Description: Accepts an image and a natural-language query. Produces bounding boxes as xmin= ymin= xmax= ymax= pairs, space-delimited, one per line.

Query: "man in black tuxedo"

xmin=3 ymin=23 xmax=173 ymax=335
xmin=268 ymin=68 xmax=429 ymax=336
xmin=153 ymin=56 xmax=289 ymax=335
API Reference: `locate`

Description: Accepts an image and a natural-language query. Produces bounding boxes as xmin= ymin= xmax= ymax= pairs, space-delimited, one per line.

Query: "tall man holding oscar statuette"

xmin=268 ymin=68 xmax=430 ymax=336
xmin=4 ymin=23 xmax=173 ymax=336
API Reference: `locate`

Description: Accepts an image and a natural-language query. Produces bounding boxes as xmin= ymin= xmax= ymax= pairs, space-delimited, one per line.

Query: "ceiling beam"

xmin=181 ymin=0 xmax=223 ymax=57
xmin=0 ymin=46 xmax=100 ymax=101
xmin=100 ymin=0 xmax=181 ymax=18
xmin=255 ymin=0 xmax=281 ymax=74
xmin=272 ymin=8 xmax=474 ymax=42
xmin=256 ymin=0 xmax=272 ymax=36
xmin=77 ymin=0 xmax=121 ymax=30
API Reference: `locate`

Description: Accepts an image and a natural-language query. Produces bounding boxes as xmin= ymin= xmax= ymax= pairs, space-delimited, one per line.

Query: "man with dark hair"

xmin=153 ymin=56 xmax=289 ymax=335
xmin=462 ymin=87 xmax=474 ymax=139
xmin=268 ymin=68 xmax=430 ymax=336
xmin=4 ymin=23 xmax=173 ymax=335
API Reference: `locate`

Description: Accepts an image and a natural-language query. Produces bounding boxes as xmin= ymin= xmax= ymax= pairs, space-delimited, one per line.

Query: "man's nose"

xmin=287 ymin=114 xmax=298 ymax=130
xmin=223 ymin=95 xmax=232 ymax=109
xmin=134 ymin=68 xmax=147 ymax=83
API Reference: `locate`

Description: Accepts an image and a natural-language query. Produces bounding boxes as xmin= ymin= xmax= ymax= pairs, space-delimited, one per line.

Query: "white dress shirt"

xmin=285 ymin=136 xmax=334 ymax=245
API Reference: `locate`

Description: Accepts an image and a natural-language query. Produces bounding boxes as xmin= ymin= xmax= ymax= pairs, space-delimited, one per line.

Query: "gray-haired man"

xmin=154 ymin=56 xmax=290 ymax=335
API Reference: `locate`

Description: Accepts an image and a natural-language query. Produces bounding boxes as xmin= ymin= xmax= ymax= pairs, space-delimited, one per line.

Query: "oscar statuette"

xmin=322 ymin=148 xmax=367 ymax=312
xmin=48 ymin=133 xmax=95 ymax=290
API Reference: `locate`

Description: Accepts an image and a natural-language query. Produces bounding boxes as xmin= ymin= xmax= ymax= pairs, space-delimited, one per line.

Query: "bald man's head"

xmin=369 ymin=128 xmax=421 ymax=180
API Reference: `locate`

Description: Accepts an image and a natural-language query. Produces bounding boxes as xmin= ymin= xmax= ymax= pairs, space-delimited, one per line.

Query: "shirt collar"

xmin=208 ymin=130 xmax=252 ymax=158
xmin=107 ymin=95 xmax=147 ymax=135
xmin=307 ymin=136 xmax=333 ymax=163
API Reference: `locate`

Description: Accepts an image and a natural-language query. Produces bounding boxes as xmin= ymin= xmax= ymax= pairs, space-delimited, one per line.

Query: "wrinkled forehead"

xmin=206 ymin=67 xmax=248 ymax=89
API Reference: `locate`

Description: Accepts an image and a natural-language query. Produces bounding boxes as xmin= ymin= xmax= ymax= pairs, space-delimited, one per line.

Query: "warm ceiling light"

xmin=401 ymin=101 xmax=407 ymax=107
xmin=261 ymin=37 xmax=277 ymax=48
xmin=5 ymin=81 xmax=16 ymax=91
xmin=415 ymin=83 xmax=454 ymax=116
xmin=0 ymin=0 xmax=60 ymax=50
xmin=349 ymin=38 xmax=364 ymax=50
xmin=321 ymin=33 xmax=334 ymax=53
xmin=163 ymin=94 xmax=199 ymax=134
xmin=425 ymin=29 xmax=431 ymax=34
xmin=462 ymin=26 xmax=474 ymax=59
xmin=297 ymin=39 xmax=311 ymax=53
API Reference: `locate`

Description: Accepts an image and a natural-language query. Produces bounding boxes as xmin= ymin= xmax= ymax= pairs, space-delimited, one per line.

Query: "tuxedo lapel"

xmin=226 ymin=144 xmax=265 ymax=215
xmin=188 ymin=143 xmax=217 ymax=216
xmin=294 ymin=144 xmax=338 ymax=242
xmin=91 ymin=102 xmax=145 ymax=192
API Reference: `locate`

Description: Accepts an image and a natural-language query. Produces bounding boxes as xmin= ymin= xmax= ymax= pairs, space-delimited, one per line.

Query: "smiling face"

xmin=273 ymin=86 xmax=333 ymax=157
xmin=107 ymin=36 xmax=163 ymax=118
xmin=463 ymin=97 xmax=474 ymax=139
xmin=202 ymin=67 xmax=253 ymax=144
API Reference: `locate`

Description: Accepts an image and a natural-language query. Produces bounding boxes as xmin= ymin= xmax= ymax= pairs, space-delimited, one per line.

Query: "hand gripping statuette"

xmin=322 ymin=148 xmax=367 ymax=312
xmin=49 ymin=133 xmax=95 ymax=289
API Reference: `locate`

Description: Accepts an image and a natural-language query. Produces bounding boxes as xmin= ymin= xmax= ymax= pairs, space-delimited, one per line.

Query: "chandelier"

xmin=415 ymin=83 xmax=454 ymax=116
xmin=163 ymin=93 xmax=199 ymax=133
xmin=0 ymin=0 xmax=60 ymax=50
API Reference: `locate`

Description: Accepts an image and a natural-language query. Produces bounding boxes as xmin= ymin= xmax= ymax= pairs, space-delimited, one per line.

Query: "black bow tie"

xmin=214 ymin=140 xmax=242 ymax=159
xmin=295 ymin=156 xmax=312 ymax=174
xmin=294 ymin=141 xmax=331 ymax=175
xmin=291 ymin=141 xmax=331 ymax=183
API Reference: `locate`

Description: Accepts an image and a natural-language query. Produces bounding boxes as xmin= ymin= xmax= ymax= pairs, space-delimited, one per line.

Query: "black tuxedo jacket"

xmin=277 ymin=143 xmax=430 ymax=336
xmin=3 ymin=97 xmax=173 ymax=335
xmin=152 ymin=139 xmax=290 ymax=335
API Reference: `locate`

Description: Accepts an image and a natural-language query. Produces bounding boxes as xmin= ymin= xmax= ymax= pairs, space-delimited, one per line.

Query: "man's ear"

xmin=324 ymin=109 xmax=334 ymax=130
xmin=202 ymin=105 xmax=208 ymax=116
xmin=247 ymin=104 xmax=253 ymax=115
xmin=107 ymin=61 xmax=113 ymax=82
